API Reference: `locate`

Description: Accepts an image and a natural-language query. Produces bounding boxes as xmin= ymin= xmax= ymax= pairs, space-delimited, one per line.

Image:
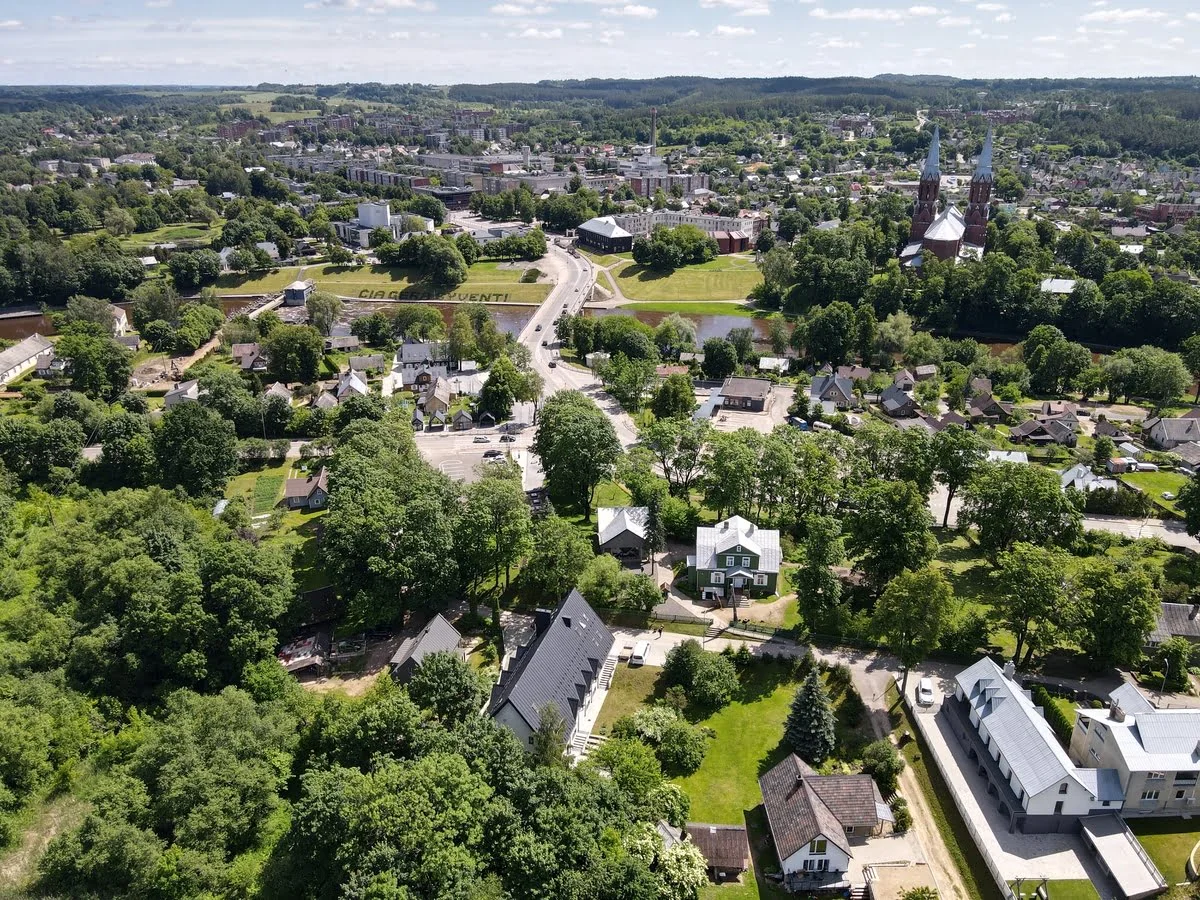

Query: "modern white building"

xmin=333 ymin=201 xmax=432 ymax=248
xmin=612 ymin=208 xmax=764 ymax=239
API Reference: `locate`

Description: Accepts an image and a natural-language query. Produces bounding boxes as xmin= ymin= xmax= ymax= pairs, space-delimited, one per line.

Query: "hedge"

xmin=1031 ymin=684 xmax=1073 ymax=747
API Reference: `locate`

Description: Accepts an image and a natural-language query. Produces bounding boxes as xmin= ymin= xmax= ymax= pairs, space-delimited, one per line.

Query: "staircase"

xmin=705 ymin=623 xmax=724 ymax=640
xmin=848 ymin=884 xmax=869 ymax=900
xmin=569 ymin=729 xmax=607 ymax=759
xmin=598 ymin=657 xmax=617 ymax=690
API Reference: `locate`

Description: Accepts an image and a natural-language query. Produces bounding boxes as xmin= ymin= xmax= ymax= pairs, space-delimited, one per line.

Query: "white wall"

xmin=780 ymin=834 xmax=851 ymax=876
xmin=492 ymin=702 xmax=534 ymax=748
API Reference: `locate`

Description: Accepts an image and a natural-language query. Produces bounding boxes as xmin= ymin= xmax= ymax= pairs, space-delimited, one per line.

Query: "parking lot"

xmin=414 ymin=430 xmax=541 ymax=488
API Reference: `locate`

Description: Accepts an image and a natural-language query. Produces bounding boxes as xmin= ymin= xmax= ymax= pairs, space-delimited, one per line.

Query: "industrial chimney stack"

xmin=651 ymin=107 xmax=657 ymax=156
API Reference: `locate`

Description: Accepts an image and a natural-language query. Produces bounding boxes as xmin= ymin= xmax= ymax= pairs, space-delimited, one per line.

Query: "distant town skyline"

xmin=0 ymin=0 xmax=1198 ymax=85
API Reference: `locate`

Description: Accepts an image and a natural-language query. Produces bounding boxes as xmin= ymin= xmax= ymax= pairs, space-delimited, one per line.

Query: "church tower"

xmin=964 ymin=127 xmax=993 ymax=247
xmin=909 ymin=126 xmax=941 ymax=240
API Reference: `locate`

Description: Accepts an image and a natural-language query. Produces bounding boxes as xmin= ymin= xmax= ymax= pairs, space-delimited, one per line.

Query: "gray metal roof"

xmin=974 ymin=127 xmax=994 ymax=181
xmin=1109 ymin=681 xmax=1156 ymax=715
xmin=955 ymin=657 xmax=1086 ymax=797
xmin=488 ymin=589 xmax=614 ymax=736
xmin=694 ymin=516 xmax=780 ymax=573
xmin=0 ymin=333 xmax=52 ymax=374
xmin=389 ymin=613 xmax=462 ymax=672
xmin=579 ymin=216 xmax=632 ymax=240
xmin=597 ymin=506 xmax=648 ymax=545
xmin=922 ymin=126 xmax=941 ymax=179
xmin=923 ymin=205 xmax=965 ymax=242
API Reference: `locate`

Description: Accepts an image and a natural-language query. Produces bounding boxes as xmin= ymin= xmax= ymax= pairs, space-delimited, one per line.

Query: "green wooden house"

xmin=687 ymin=516 xmax=781 ymax=604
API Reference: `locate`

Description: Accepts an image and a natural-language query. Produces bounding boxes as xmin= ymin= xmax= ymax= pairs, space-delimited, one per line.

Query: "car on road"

xmin=482 ymin=449 xmax=503 ymax=458
xmin=916 ymin=678 xmax=935 ymax=707
xmin=548 ymin=361 xmax=557 ymax=368
xmin=630 ymin=641 xmax=650 ymax=667
xmin=535 ymin=324 xmax=542 ymax=331
xmin=541 ymin=340 xmax=548 ymax=346
xmin=500 ymin=434 xmax=516 ymax=442
xmin=472 ymin=436 xmax=490 ymax=443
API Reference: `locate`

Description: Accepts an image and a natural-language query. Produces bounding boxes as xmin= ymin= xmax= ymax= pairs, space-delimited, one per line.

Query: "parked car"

xmin=500 ymin=434 xmax=516 ymax=442
xmin=1163 ymin=491 xmax=1177 ymax=501
xmin=535 ymin=324 xmax=542 ymax=331
xmin=473 ymin=436 xmax=490 ymax=443
xmin=548 ymin=361 xmax=558 ymax=368
xmin=630 ymin=641 xmax=650 ymax=667
xmin=916 ymin=678 xmax=935 ymax=707
xmin=541 ymin=340 xmax=548 ymax=347
xmin=482 ymin=449 xmax=502 ymax=458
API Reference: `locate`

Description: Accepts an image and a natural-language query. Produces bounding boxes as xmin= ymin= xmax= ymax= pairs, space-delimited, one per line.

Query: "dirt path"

xmin=0 ymin=794 xmax=87 ymax=894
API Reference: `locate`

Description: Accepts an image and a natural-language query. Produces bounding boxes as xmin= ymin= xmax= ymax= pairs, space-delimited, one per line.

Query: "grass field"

xmin=1123 ymin=471 xmax=1190 ymax=515
xmin=1128 ymin=818 xmax=1200 ymax=884
xmin=117 ymin=221 xmax=221 ymax=249
xmin=225 ymin=461 xmax=291 ymax=513
xmin=595 ymin=664 xmax=663 ymax=733
xmin=621 ymin=301 xmax=761 ymax=317
xmin=930 ymin=533 xmax=1019 ymax=659
xmin=580 ymin=249 xmax=632 ymax=267
xmin=1010 ymin=881 xmax=1099 ymax=900
xmin=214 ymin=262 xmax=551 ymax=303
xmin=613 ymin=257 xmax=763 ymax=302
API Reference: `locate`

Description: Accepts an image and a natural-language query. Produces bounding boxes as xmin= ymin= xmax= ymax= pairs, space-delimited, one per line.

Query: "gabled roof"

xmin=284 ymin=468 xmax=329 ymax=500
xmin=488 ymin=589 xmax=614 ymax=736
xmin=955 ymin=657 xmax=1087 ymax=797
xmin=389 ymin=613 xmax=462 ymax=670
xmin=923 ymin=205 xmax=966 ymax=243
xmin=579 ymin=215 xmax=632 ymax=240
xmin=685 ymin=824 xmax=748 ymax=871
xmin=264 ymin=382 xmax=293 ymax=401
xmin=1149 ymin=417 xmax=1200 ymax=442
xmin=1110 ymin=681 xmax=1157 ymax=716
xmin=0 ymin=333 xmax=53 ymax=373
xmin=597 ymin=506 xmax=648 ymax=544
xmin=313 ymin=391 xmax=339 ymax=409
xmin=811 ymin=374 xmax=855 ymax=403
xmin=695 ymin=516 xmax=781 ymax=573
xmin=719 ymin=376 xmax=772 ymax=401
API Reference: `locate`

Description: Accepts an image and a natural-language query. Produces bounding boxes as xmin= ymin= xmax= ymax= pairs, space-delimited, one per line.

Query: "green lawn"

xmin=613 ymin=257 xmax=763 ymax=302
xmin=595 ymin=664 xmax=664 ymax=733
xmin=1128 ymin=818 xmax=1200 ymax=884
xmin=117 ymin=220 xmax=222 ymax=249
xmin=1123 ymin=471 xmax=1190 ymax=515
xmin=214 ymin=268 xmax=302 ymax=295
xmin=621 ymin=301 xmax=761 ymax=317
xmin=226 ymin=460 xmax=293 ymax=512
xmin=930 ymin=533 xmax=1018 ymax=659
xmin=1010 ymin=881 xmax=1099 ymax=900
xmin=579 ymin=249 xmax=632 ymax=267
xmin=252 ymin=474 xmax=286 ymax=515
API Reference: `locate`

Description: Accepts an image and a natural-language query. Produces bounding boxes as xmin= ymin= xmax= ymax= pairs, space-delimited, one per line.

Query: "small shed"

xmin=389 ymin=613 xmax=464 ymax=684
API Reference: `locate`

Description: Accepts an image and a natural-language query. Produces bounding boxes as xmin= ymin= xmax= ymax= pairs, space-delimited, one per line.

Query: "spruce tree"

xmin=785 ymin=669 xmax=837 ymax=764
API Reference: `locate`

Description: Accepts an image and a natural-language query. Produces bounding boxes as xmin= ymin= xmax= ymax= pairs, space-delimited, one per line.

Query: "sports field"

xmin=613 ymin=256 xmax=762 ymax=302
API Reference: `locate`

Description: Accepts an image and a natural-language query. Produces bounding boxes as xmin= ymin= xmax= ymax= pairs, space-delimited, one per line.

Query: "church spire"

xmin=974 ymin=127 xmax=994 ymax=182
xmin=922 ymin=126 xmax=941 ymax=179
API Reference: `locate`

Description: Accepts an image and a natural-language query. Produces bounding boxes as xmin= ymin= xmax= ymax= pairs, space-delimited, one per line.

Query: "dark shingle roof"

xmin=488 ymin=589 xmax=614 ymax=735
xmin=760 ymin=755 xmax=851 ymax=860
xmin=720 ymin=377 xmax=772 ymax=401
xmin=685 ymin=824 xmax=748 ymax=871
xmin=389 ymin=613 xmax=462 ymax=673
xmin=1153 ymin=602 xmax=1200 ymax=642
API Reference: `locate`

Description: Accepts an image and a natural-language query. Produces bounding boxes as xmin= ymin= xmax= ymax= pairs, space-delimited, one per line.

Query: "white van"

xmin=631 ymin=641 xmax=650 ymax=667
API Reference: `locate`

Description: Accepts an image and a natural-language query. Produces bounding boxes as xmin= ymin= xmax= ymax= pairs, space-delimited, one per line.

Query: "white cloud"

xmin=387 ymin=30 xmax=409 ymax=37
xmin=0 ymin=19 xmax=22 ymax=28
xmin=908 ymin=5 xmax=939 ymax=15
xmin=810 ymin=6 xmax=902 ymax=21
xmin=598 ymin=27 xmax=624 ymax=42
xmin=712 ymin=23 xmax=755 ymax=34
xmin=492 ymin=2 xmax=551 ymax=12
xmin=820 ymin=37 xmax=861 ymax=47
xmin=600 ymin=3 xmax=657 ymax=17
xmin=1033 ymin=34 xmax=1056 ymax=41
xmin=566 ymin=20 xmax=592 ymax=28
xmin=937 ymin=15 xmax=970 ymax=25
xmin=700 ymin=0 xmax=771 ymax=15
xmin=1081 ymin=7 xmax=1165 ymax=22
xmin=962 ymin=41 xmax=976 ymax=47
xmin=671 ymin=28 xmax=701 ymax=36
xmin=306 ymin=0 xmax=436 ymax=9
xmin=516 ymin=26 xmax=562 ymax=37
xmin=146 ymin=0 xmax=173 ymax=7
xmin=1186 ymin=11 xmax=1200 ymax=20
xmin=993 ymin=12 xmax=1012 ymax=21
xmin=975 ymin=1 xmax=1004 ymax=9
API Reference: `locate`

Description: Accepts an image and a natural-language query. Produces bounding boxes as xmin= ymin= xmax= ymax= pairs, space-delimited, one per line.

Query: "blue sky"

xmin=1 ymin=0 xmax=1199 ymax=85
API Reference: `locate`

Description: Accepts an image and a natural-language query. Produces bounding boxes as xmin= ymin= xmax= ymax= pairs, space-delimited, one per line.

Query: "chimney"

xmin=1109 ymin=701 xmax=1126 ymax=722
xmin=1002 ymin=660 xmax=1016 ymax=680
xmin=534 ymin=608 xmax=553 ymax=635
xmin=651 ymin=106 xmax=658 ymax=156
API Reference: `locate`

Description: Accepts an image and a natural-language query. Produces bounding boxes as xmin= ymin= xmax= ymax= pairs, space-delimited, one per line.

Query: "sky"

xmin=1 ymin=0 xmax=1199 ymax=86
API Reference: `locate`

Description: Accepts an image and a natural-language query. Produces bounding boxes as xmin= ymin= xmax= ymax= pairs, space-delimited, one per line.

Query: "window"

xmin=844 ymin=825 xmax=855 ymax=834
xmin=1094 ymin=726 xmax=1106 ymax=743
xmin=803 ymin=859 xmax=830 ymax=872
xmin=1148 ymin=772 xmax=1166 ymax=781
xmin=1075 ymin=718 xmax=1087 ymax=732
xmin=809 ymin=839 xmax=827 ymax=855
xmin=711 ymin=572 xmax=724 ymax=585
xmin=1089 ymin=748 xmax=1100 ymax=762
xmin=1141 ymin=790 xmax=1160 ymax=802
xmin=1177 ymin=772 xmax=1198 ymax=784
xmin=725 ymin=556 xmax=735 ymax=566
xmin=754 ymin=573 xmax=768 ymax=586
xmin=1058 ymin=783 xmax=1069 ymax=794
xmin=741 ymin=556 xmax=751 ymax=567
xmin=1177 ymin=791 xmax=1187 ymax=800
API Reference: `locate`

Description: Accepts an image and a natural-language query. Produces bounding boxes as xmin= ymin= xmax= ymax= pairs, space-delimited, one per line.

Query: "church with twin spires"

xmin=900 ymin=125 xmax=993 ymax=267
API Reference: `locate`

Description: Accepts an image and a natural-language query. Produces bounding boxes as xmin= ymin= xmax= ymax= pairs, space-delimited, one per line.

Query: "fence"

xmin=900 ymin=688 xmax=1018 ymax=900
xmin=593 ymin=606 xmax=713 ymax=628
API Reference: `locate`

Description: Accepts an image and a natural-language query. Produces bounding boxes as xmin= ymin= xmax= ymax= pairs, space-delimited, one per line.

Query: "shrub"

xmin=938 ymin=611 xmax=991 ymax=659
xmin=890 ymin=796 xmax=912 ymax=833
xmin=1031 ymin=684 xmax=1073 ymax=746
xmin=861 ymin=740 xmax=906 ymax=796
xmin=690 ymin=654 xmax=739 ymax=711
xmin=658 ymin=720 xmax=709 ymax=775
xmin=827 ymin=662 xmax=853 ymax=695
xmin=663 ymin=685 xmax=688 ymax=713
xmin=840 ymin=686 xmax=867 ymax=728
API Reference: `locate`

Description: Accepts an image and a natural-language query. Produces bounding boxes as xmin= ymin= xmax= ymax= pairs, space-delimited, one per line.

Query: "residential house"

xmin=1094 ymin=418 xmax=1133 ymax=443
xmin=264 ymin=382 xmax=293 ymax=403
xmin=422 ymin=377 xmax=452 ymax=415
xmin=107 ymin=304 xmax=129 ymax=336
xmin=388 ymin=613 xmax=463 ymax=684
xmin=718 ymin=377 xmax=773 ymax=412
xmin=283 ymin=468 xmax=330 ymax=510
xmin=810 ymin=374 xmax=856 ymax=413
xmin=759 ymin=754 xmax=892 ymax=885
xmin=313 ymin=391 xmax=339 ymax=410
xmin=893 ymin=369 xmax=916 ymax=391
xmin=684 ymin=824 xmax=748 ymax=882
xmin=950 ymin=658 xmax=1124 ymax=831
xmin=164 ymin=379 xmax=201 ymax=408
xmin=0 ymin=333 xmax=53 ymax=387
xmin=969 ymin=376 xmax=993 ymax=395
xmin=1175 ymin=442 xmax=1200 ymax=475
xmin=1010 ymin=418 xmax=1077 ymax=447
xmin=325 ymin=335 xmax=361 ymax=352
xmin=879 ymin=383 xmax=916 ymax=418
xmin=596 ymin=506 xmax=648 ymax=557
xmin=1072 ymin=682 xmax=1200 ymax=816
xmin=231 ymin=342 xmax=268 ymax=372
xmin=1147 ymin=602 xmax=1200 ymax=649
xmin=451 ymin=409 xmax=474 ymax=431
xmin=1060 ymin=464 xmax=1117 ymax=493
xmin=488 ymin=590 xmax=614 ymax=749
xmin=1040 ymin=400 xmax=1080 ymax=427
xmin=349 ymin=354 xmax=386 ymax=373
xmin=835 ymin=364 xmax=872 ymax=382
xmin=1143 ymin=416 xmax=1200 ymax=450
xmin=335 ymin=372 xmax=369 ymax=400
xmin=35 ymin=351 xmax=68 ymax=379
xmin=914 ymin=364 xmax=938 ymax=381
xmin=688 ymin=516 xmax=780 ymax=603
xmin=968 ymin=393 xmax=1014 ymax=423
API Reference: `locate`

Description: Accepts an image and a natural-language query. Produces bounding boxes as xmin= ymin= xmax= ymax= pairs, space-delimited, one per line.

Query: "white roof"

xmin=758 ymin=356 xmax=789 ymax=372
xmin=578 ymin=216 xmax=632 ymax=240
xmin=1077 ymin=704 xmax=1200 ymax=773
xmin=923 ymin=205 xmax=966 ymax=243
xmin=694 ymin=516 xmax=781 ymax=573
xmin=0 ymin=333 xmax=52 ymax=373
xmin=988 ymin=450 xmax=1028 ymax=464
xmin=1059 ymin=464 xmax=1117 ymax=492
xmin=955 ymin=657 xmax=1088 ymax=797
xmin=597 ymin=506 xmax=648 ymax=544
xmin=1040 ymin=278 xmax=1077 ymax=294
